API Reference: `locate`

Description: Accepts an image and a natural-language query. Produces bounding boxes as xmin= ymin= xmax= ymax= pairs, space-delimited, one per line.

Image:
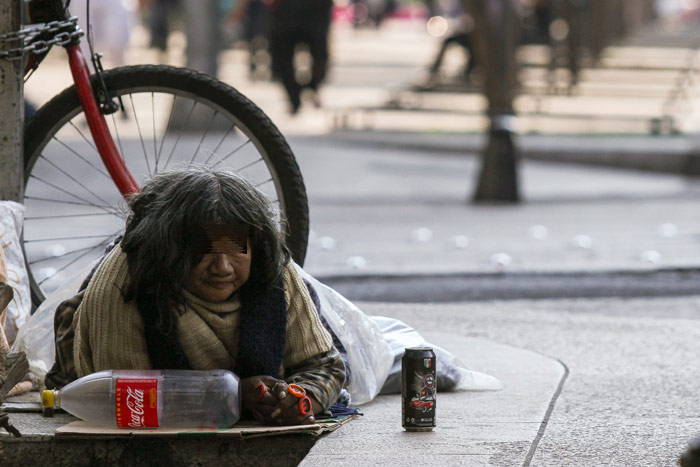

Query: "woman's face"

xmin=185 ymin=232 xmax=252 ymax=303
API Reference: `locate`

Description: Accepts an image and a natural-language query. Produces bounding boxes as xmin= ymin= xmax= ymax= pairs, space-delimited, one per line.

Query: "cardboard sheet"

xmin=55 ymin=414 xmax=357 ymax=439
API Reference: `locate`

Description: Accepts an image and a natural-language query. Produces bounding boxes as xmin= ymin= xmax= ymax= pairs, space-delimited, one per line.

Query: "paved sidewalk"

xmin=298 ymin=296 xmax=699 ymax=466
xmin=4 ymin=294 xmax=697 ymax=466
xmin=301 ymin=334 xmax=565 ymax=467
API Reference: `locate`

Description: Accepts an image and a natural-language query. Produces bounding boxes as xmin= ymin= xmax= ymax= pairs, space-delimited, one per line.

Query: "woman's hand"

xmin=240 ymin=376 xmax=318 ymax=426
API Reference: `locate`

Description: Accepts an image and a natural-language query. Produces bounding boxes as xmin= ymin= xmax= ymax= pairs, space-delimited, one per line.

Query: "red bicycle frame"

xmin=65 ymin=44 xmax=140 ymax=197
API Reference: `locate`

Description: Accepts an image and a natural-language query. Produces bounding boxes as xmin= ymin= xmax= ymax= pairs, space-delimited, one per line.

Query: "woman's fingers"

xmin=242 ymin=376 xmax=288 ymax=411
xmin=269 ymin=390 xmax=298 ymax=419
xmin=270 ymin=380 xmax=289 ymax=401
xmin=243 ymin=377 xmax=317 ymax=426
xmin=255 ymin=400 xmax=312 ymax=425
xmin=255 ymin=404 xmax=276 ymax=417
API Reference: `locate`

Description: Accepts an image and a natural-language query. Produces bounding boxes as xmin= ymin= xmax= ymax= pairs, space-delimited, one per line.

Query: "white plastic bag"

xmin=0 ymin=201 xmax=31 ymax=346
xmin=295 ymin=265 xmax=393 ymax=405
xmin=11 ymin=260 xmax=98 ymax=380
xmin=372 ymin=316 xmax=503 ymax=393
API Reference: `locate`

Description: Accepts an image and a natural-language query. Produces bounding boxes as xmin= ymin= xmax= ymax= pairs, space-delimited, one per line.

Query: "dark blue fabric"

xmin=328 ymin=404 xmax=362 ymax=417
xmin=235 ymin=278 xmax=287 ymax=378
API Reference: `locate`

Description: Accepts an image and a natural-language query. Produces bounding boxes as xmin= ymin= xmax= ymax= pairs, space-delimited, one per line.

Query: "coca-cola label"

xmin=116 ymin=378 xmax=159 ymax=428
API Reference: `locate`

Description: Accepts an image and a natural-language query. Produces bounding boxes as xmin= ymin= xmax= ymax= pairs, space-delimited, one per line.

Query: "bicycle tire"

xmin=23 ymin=64 xmax=309 ymax=305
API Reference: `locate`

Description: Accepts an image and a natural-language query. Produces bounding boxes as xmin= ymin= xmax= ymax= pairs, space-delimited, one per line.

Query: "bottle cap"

xmin=41 ymin=389 xmax=54 ymax=408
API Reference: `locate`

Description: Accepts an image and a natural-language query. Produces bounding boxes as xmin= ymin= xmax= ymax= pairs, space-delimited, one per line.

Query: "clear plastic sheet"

xmin=296 ymin=266 xmax=501 ymax=404
xmin=372 ymin=316 xmax=503 ymax=393
xmin=295 ymin=265 xmax=394 ymax=405
xmin=0 ymin=201 xmax=31 ymax=347
xmin=11 ymin=260 xmax=97 ymax=381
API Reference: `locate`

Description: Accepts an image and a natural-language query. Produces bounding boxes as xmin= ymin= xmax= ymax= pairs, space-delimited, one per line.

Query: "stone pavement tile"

xmin=358 ymin=296 xmax=700 ymax=465
xmin=300 ymin=336 xmax=565 ymax=466
xmin=532 ymin=418 xmax=700 ymax=467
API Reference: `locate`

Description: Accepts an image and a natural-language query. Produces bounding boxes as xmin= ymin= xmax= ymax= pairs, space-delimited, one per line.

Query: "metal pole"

xmin=0 ymin=0 xmax=24 ymax=202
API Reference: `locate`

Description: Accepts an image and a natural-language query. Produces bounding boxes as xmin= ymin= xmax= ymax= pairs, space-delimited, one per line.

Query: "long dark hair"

xmin=120 ymin=167 xmax=289 ymax=335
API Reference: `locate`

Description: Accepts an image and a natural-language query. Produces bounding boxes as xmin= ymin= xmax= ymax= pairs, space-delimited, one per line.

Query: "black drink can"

xmin=401 ymin=347 xmax=436 ymax=431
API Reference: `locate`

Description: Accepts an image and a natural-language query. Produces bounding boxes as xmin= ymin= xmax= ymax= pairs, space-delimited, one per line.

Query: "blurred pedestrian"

xmin=146 ymin=0 xmax=180 ymax=53
xmin=350 ymin=0 xmax=396 ymax=28
xmin=71 ymin=0 xmax=134 ymax=68
xmin=267 ymin=0 xmax=334 ymax=114
xmin=425 ymin=0 xmax=477 ymax=86
xmin=228 ymin=0 xmax=270 ymax=80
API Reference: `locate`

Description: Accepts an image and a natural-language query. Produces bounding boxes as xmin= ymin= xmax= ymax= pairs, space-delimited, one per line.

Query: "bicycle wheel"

xmin=23 ymin=65 xmax=309 ymax=305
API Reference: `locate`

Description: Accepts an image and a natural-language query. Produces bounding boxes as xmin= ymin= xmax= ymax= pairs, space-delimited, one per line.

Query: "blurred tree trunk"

xmin=589 ymin=0 xmax=609 ymax=61
xmin=184 ymin=0 xmax=219 ymax=76
xmin=174 ymin=0 xmax=220 ymax=129
xmin=462 ymin=0 xmax=520 ymax=203
xmin=623 ymin=0 xmax=656 ymax=31
xmin=588 ymin=0 xmax=656 ymax=63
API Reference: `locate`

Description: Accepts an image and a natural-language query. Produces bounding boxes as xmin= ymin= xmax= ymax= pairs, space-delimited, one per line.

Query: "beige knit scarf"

xmin=74 ymin=246 xmax=328 ymax=377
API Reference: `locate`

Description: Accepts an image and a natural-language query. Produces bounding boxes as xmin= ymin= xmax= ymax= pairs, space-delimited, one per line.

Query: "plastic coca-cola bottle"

xmin=42 ymin=369 xmax=241 ymax=428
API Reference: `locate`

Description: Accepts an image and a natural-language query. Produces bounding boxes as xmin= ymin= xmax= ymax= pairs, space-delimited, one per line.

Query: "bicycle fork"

xmin=65 ymin=44 xmax=140 ymax=198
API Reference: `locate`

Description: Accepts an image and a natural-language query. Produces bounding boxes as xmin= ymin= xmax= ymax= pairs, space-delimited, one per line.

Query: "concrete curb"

xmin=0 ymin=412 xmax=316 ymax=467
xmin=319 ymin=131 xmax=700 ymax=176
xmin=316 ymin=267 xmax=700 ymax=303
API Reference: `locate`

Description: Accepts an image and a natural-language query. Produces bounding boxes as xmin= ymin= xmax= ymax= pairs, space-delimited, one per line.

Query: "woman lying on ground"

xmin=45 ymin=167 xmax=346 ymax=426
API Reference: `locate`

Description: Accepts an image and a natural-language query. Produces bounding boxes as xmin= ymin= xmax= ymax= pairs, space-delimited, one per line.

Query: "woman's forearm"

xmin=284 ymin=348 xmax=346 ymax=413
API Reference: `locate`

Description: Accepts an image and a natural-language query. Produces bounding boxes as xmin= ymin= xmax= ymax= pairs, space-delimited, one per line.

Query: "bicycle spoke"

xmin=255 ymin=178 xmax=273 ymax=188
xmin=37 ymin=237 xmax=115 ymax=286
xmin=41 ymin=156 xmax=113 ymax=207
xmin=26 ymin=212 xmax=116 ymax=220
xmin=68 ymin=121 xmax=98 ymax=153
xmin=110 ymin=113 xmax=127 ymax=163
xmin=155 ymin=94 xmax=177 ymax=172
xmin=24 ymin=196 xmax=119 ymax=212
xmin=152 ymin=92 xmax=158 ymax=170
xmin=129 ymin=94 xmax=152 ymax=176
xmin=233 ymin=156 xmax=263 ymax=172
xmin=189 ymin=109 xmax=219 ymax=165
xmin=29 ymin=174 xmax=120 ymax=216
xmin=25 ymin=234 xmax=116 ymax=243
xmin=163 ymin=100 xmax=197 ymax=171
xmin=29 ymin=240 xmax=120 ymax=266
xmin=24 ymin=195 xmax=120 ymax=210
xmin=212 ymin=139 xmax=253 ymax=167
xmin=203 ymin=122 xmax=236 ymax=165
xmin=51 ymin=137 xmax=111 ymax=180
